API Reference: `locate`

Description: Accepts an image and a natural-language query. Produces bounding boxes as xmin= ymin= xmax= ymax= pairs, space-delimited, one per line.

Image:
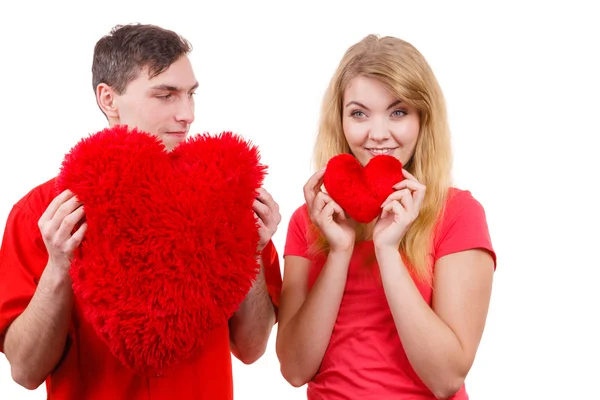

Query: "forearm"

xmin=229 ymin=258 xmax=275 ymax=364
xmin=4 ymin=263 xmax=74 ymax=390
xmin=276 ymin=250 xmax=352 ymax=387
xmin=376 ymin=247 xmax=467 ymax=399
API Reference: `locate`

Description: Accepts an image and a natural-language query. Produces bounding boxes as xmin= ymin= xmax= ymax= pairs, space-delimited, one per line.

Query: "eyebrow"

xmin=150 ymin=82 xmax=199 ymax=92
xmin=345 ymin=100 xmax=402 ymax=110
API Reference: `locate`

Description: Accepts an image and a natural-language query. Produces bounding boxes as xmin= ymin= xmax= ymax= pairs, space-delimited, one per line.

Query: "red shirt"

xmin=0 ymin=178 xmax=282 ymax=399
xmin=284 ymin=188 xmax=496 ymax=400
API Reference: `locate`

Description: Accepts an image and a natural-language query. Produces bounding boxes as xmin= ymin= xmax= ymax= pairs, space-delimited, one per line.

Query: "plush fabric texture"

xmin=323 ymin=154 xmax=404 ymax=223
xmin=55 ymin=125 xmax=265 ymax=376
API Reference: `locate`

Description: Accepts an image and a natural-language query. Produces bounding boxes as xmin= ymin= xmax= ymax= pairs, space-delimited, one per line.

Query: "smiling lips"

xmin=366 ymin=148 xmax=397 ymax=156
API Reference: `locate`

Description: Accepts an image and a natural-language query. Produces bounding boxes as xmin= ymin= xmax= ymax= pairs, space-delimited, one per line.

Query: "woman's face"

xmin=342 ymin=76 xmax=420 ymax=167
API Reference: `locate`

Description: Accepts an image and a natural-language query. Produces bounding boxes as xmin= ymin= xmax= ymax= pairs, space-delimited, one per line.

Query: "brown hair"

xmin=92 ymin=23 xmax=192 ymax=94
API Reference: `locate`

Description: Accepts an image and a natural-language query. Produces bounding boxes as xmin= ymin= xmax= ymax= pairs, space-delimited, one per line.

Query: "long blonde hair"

xmin=311 ymin=34 xmax=453 ymax=284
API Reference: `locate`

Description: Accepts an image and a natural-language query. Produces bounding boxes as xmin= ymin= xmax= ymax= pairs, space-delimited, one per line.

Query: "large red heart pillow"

xmin=323 ymin=154 xmax=404 ymax=223
xmin=55 ymin=125 xmax=265 ymax=376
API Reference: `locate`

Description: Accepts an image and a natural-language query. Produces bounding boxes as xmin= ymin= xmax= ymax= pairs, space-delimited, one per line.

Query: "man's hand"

xmin=38 ymin=189 xmax=87 ymax=271
xmin=253 ymin=187 xmax=281 ymax=252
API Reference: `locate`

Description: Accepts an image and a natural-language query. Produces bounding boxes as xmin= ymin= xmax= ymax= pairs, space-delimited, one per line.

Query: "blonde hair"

xmin=311 ymin=34 xmax=453 ymax=284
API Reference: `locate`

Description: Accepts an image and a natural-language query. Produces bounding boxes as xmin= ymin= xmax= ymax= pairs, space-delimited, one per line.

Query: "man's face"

xmin=109 ymin=55 xmax=198 ymax=151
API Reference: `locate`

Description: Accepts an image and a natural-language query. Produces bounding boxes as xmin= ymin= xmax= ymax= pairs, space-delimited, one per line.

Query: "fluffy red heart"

xmin=55 ymin=125 xmax=265 ymax=376
xmin=323 ymin=154 xmax=404 ymax=223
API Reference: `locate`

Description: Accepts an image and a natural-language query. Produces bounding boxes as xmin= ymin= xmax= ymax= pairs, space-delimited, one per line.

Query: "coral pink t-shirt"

xmin=284 ymin=188 xmax=496 ymax=400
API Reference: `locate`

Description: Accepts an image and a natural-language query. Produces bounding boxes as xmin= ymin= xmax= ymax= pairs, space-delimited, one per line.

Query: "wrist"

xmin=374 ymin=240 xmax=399 ymax=251
xmin=328 ymin=247 xmax=354 ymax=262
xmin=329 ymin=241 xmax=354 ymax=255
xmin=374 ymin=245 xmax=400 ymax=260
xmin=38 ymin=262 xmax=73 ymax=298
xmin=45 ymin=260 xmax=73 ymax=283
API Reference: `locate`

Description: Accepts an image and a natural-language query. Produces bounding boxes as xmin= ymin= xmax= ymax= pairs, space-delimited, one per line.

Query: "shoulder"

xmin=283 ymin=203 xmax=312 ymax=258
xmin=290 ymin=203 xmax=309 ymax=225
xmin=445 ymin=187 xmax=485 ymax=211
xmin=286 ymin=203 xmax=311 ymax=238
xmin=9 ymin=178 xmax=58 ymax=224
xmin=12 ymin=177 xmax=58 ymax=220
xmin=433 ymin=187 xmax=496 ymax=266
xmin=0 ymin=179 xmax=57 ymax=274
xmin=438 ymin=187 xmax=489 ymax=227
xmin=288 ymin=203 xmax=316 ymax=239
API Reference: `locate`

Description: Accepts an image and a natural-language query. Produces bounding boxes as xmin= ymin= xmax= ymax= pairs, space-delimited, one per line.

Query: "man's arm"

xmin=229 ymin=256 xmax=276 ymax=364
xmin=4 ymin=263 xmax=74 ymax=389
xmin=3 ymin=190 xmax=86 ymax=389
xmin=228 ymin=187 xmax=280 ymax=364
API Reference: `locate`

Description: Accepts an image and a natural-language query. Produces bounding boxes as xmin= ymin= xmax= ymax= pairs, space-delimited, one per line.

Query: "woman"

xmin=276 ymin=34 xmax=496 ymax=399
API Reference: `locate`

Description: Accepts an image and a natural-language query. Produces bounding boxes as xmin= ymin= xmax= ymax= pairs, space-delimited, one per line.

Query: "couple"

xmin=0 ymin=23 xmax=496 ymax=400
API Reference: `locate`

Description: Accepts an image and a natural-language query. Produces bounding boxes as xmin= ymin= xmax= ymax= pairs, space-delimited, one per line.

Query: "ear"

xmin=96 ymin=83 xmax=120 ymax=120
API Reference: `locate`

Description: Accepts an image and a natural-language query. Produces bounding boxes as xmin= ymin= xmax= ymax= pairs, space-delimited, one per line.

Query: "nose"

xmin=175 ymin=96 xmax=195 ymax=125
xmin=369 ymin=118 xmax=391 ymax=141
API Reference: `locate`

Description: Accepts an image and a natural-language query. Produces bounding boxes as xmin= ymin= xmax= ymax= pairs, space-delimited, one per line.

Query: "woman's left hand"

xmin=373 ymin=169 xmax=426 ymax=250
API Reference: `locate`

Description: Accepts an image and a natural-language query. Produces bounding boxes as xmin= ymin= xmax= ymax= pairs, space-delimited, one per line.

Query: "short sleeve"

xmin=434 ymin=190 xmax=497 ymax=269
xmin=0 ymin=205 xmax=48 ymax=352
xmin=261 ymin=240 xmax=282 ymax=313
xmin=283 ymin=205 xmax=310 ymax=259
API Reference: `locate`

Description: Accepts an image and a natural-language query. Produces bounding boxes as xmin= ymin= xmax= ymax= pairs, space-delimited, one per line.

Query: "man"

xmin=0 ymin=23 xmax=282 ymax=399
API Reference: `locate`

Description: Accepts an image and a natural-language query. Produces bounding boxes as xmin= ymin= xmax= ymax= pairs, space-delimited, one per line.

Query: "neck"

xmin=359 ymin=220 xmax=377 ymax=241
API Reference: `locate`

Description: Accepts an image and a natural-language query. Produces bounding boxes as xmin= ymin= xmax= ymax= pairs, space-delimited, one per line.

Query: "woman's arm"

xmin=377 ymin=247 xmax=494 ymax=399
xmin=275 ymin=250 xmax=352 ymax=387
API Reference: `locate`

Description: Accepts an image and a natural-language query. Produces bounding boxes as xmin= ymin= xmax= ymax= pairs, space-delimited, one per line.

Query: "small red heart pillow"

xmin=323 ymin=154 xmax=404 ymax=223
xmin=56 ymin=125 xmax=265 ymax=376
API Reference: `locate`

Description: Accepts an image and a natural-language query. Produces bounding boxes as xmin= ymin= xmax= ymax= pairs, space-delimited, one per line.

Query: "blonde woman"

xmin=276 ymin=35 xmax=496 ymax=400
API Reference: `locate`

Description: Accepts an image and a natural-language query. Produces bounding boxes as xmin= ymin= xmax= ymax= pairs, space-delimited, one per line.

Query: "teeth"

xmin=369 ymin=149 xmax=392 ymax=154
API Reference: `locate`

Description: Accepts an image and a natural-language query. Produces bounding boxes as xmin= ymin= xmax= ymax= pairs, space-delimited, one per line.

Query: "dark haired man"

xmin=0 ymin=23 xmax=282 ymax=399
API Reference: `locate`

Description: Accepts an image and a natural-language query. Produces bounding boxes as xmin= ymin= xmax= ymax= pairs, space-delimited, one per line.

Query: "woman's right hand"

xmin=303 ymin=169 xmax=355 ymax=253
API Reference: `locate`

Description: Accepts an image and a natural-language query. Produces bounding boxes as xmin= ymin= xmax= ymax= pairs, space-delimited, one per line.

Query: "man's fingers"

xmin=39 ymin=190 xmax=75 ymax=225
xmin=253 ymin=199 xmax=272 ymax=222
xmin=68 ymin=221 xmax=88 ymax=249
xmin=56 ymin=206 xmax=86 ymax=238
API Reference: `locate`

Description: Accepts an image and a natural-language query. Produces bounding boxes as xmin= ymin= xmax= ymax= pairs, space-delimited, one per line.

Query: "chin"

xmin=162 ymin=137 xmax=187 ymax=152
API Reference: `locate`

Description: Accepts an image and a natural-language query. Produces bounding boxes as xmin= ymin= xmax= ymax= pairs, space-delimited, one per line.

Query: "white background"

xmin=1 ymin=1 xmax=598 ymax=399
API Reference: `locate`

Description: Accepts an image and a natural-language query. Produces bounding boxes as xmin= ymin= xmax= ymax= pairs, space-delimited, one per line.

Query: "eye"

xmin=391 ymin=109 xmax=407 ymax=117
xmin=351 ymin=110 xmax=366 ymax=118
xmin=157 ymin=94 xmax=173 ymax=100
